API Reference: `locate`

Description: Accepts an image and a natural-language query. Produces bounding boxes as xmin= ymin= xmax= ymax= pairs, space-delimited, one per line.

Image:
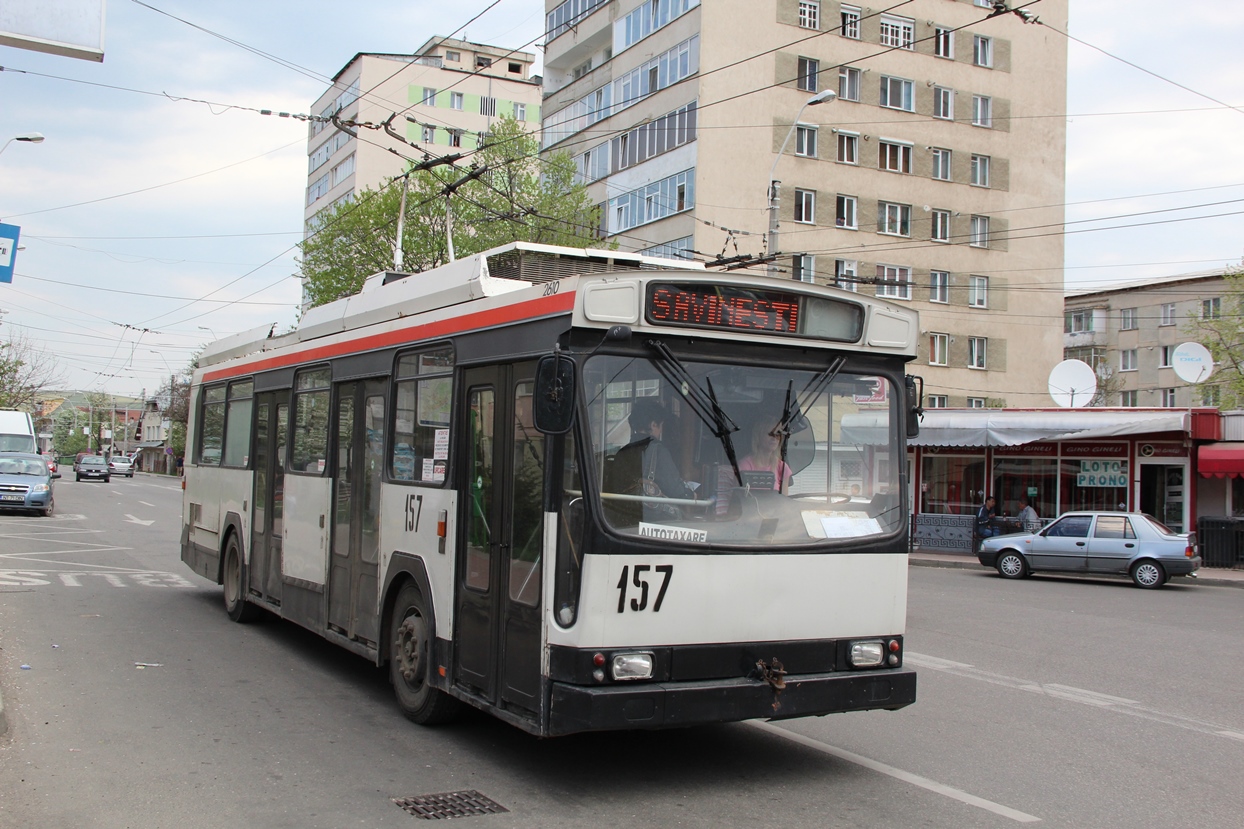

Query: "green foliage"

xmin=298 ymin=117 xmax=602 ymax=308
xmin=52 ymin=409 xmax=89 ymax=458
xmin=1183 ymin=268 xmax=1244 ymax=409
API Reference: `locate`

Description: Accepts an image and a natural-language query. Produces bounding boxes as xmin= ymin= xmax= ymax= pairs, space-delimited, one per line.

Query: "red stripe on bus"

xmin=202 ymin=290 xmax=576 ymax=383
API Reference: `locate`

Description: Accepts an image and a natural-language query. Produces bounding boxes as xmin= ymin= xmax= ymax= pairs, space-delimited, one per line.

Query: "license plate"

xmin=1 ymin=494 xmax=24 ymax=502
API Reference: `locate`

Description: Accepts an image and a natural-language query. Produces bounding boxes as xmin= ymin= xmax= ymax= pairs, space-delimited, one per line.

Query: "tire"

xmin=389 ymin=582 xmax=461 ymax=726
xmin=42 ymin=499 xmax=54 ymax=517
xmin=1130 ymin=559 xmax=1166 ymax=590
xmin=996 ymin=551 xmax=1028 ymax=579
xmin=222 ymin=533 xmax=260 ymax=622
xmin=76 ymin=474 xmax=82 ymax=482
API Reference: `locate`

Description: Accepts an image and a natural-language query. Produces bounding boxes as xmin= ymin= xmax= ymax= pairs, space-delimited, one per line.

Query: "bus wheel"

xmin=222 ymin=534 xmax=260 ymax=622
xmin=389 ymin=583 xmax=460 ymax=725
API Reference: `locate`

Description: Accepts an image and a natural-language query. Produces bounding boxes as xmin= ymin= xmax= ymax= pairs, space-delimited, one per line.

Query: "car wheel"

xmin=104 ymin=475 xmax=111 ymax=483
xmin=389 ymin=582 xmax=461 ymax=726
xmin=222 ymin=534 xmax=261 ymax=622
xmin=42 ymin=499 xmax=54 ymax=517
xmin=76 ymin=474 xmax=82 ymax=482
xmin=1130 ymin=559 xmax=1166 ymax=589
xmin=996 ymin=551 xmax=1028 ymax=579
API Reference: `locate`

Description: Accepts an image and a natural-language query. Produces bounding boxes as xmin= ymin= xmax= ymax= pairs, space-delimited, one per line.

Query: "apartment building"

xmin=1064 ymin=269 xmax=1233 ymax=409
xmin=304 ymin=37 xmax=543 ymax=234
xmin=541 ymin=0 xmax=1068 ymax=407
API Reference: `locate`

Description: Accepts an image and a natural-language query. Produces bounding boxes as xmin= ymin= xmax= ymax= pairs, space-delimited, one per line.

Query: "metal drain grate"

xmin=393 ymin=790 xmax=509 ymax=820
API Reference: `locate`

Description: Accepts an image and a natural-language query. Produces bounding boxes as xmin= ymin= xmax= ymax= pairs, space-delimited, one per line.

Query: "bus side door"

xmin=250 ymin=392 xmax=287 ymax=606
xmin=454 ymin=363 xmax=543 ymax=717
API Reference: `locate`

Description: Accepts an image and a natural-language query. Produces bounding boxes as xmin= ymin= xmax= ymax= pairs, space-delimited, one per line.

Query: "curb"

xmin=910 ymin=555 xmax=1244 ymax=588
xmin=0 ymin=686 xmax=6 ymax=736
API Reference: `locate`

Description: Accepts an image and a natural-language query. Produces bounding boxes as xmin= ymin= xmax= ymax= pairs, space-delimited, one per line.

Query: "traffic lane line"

xmin=748 ymin=721 xmax=1041 ymax=823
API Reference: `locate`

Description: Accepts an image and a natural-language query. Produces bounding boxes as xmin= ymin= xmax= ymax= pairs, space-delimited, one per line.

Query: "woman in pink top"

xmin=738 ymin=421 xmax=793 ymax=493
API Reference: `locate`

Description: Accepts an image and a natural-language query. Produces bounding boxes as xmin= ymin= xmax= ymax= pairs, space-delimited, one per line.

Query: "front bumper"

xmin=547 ymin=667 xmax=916 ymax=736
xmin=0 ymin=493 xmax=50 ymax=510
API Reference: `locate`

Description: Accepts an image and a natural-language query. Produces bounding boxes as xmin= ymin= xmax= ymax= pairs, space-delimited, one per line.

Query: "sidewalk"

xmin=911 ymin=550 xmax=1244 ymax=587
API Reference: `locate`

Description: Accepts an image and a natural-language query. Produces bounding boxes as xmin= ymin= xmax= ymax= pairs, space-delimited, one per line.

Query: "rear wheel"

xmin=1130 ymin=559 xmax=1166 ymax=589
xmin=996 ymin=551 xmax=1028 ymax=579
xmin=222 ymin=534 xmax=260 ymax=622
xmin=389 ymin=582 xmax=460 ymax=725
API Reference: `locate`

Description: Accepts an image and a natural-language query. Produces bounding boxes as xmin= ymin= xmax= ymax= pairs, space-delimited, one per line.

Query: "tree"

xmin=0 ymin=331 xmax=62 ymax=411
xmin=298 ymin=117 xmax=602 ymax=308
xmin=1183 ymin=267 xmax=1244 ymax=409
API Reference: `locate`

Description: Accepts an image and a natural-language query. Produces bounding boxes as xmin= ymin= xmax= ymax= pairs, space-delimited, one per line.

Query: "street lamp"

xmin=0 ymin=132 xmax=46 ymax=156
xmin=198 ymin=325 xmax=218 ymax=340
xmin=767 ymin=90 xmax=835 ymax=277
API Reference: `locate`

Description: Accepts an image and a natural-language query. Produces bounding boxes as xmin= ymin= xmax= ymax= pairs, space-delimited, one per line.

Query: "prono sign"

xmin=1077 ymin=459 xmax=1127 ymax=488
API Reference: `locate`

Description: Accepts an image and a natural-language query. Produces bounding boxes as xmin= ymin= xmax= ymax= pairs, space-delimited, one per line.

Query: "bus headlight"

xmin=848 ymin=640 xmax=885 ymax=668
xmin=610 ymin=652 xmax=654 ymax=681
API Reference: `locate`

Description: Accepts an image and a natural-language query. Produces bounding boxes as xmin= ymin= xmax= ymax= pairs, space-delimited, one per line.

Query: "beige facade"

xmin=1064 ymin=270 xmax=1230 ymax=408
xmin=542 ymin=0 xmax=1068 ymax=407
xmin=304 ymin=37 xmax=543 ymax=234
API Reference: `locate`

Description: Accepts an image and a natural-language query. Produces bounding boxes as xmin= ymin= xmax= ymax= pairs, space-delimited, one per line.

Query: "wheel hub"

xmin=395 ymin=615 xmax=425 ymax=683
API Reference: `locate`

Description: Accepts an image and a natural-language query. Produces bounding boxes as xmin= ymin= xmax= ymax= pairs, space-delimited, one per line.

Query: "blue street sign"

xmin=0 ymin=223 xmax=20 ymax=283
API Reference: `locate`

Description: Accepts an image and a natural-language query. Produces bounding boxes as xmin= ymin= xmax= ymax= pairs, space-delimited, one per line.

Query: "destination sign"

xmin=646 ymin=283 xmax=862 ymax=342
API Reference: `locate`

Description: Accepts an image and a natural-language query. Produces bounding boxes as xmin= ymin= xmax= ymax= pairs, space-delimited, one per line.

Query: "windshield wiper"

xmin=645 ymin=339 xmax=743 ymax=485
xmin=773 ymin=356 xmax=846 ymax=474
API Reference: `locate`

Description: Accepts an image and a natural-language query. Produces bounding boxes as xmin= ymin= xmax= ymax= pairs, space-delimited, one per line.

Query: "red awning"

xmin=1198 ymin=443 xmax=1244 ymax=478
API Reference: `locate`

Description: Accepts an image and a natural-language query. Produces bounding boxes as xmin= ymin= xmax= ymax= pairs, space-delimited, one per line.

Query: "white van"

xmin=0 ymin=410 xmax=38 ymax=454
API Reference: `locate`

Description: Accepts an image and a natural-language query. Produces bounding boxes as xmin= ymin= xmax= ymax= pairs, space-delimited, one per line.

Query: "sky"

xmin=1 ymin=0 xmax=1243 ymax=399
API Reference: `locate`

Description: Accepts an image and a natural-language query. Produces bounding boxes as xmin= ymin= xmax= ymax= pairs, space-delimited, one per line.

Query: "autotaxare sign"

xmin=1078 ymin=459 xmax=1127 ymax=487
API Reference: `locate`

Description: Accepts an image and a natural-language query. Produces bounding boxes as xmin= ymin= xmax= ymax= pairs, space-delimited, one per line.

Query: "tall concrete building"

xmin=541 ymin=0 xmax=1069 ymax=407
xmin=305 ymin=37 xmax=543 ymax=234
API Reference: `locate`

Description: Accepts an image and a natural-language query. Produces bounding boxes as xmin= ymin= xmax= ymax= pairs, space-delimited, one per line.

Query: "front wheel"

xmin=222 ymin=534 xmax=260 ymax=622
xmin=1130 ymin=559 xmax=1166 ymax=589
xmin=389 ymin=583 xmax=460 ymax=725
xmin=42 ymin=499 xmax=54 ymax=517
xmin=996 ymin=551 xmax=1028 ymax=579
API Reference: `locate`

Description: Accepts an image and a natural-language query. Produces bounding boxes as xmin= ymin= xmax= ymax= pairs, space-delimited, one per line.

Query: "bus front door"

xmin=250 ymin=393 xmax=287 ymax=606
xmin=328 ymin=379 xmax=385 ymax=646
xmin=455 ymin=363 xmax=544 ymax=718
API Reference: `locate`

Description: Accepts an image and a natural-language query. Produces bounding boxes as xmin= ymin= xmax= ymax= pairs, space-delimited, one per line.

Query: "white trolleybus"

xmin=182 ymin=242 xmax=923 ymax=737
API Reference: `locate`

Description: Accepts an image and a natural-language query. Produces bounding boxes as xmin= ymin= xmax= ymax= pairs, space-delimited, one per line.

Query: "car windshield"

xmin=0 ymin=458 xmax=47 ymax=476
xmin=581 ymin=350 xmax=903 ymax=547
xmin=82 ymin=458 xmax=105 ymax=466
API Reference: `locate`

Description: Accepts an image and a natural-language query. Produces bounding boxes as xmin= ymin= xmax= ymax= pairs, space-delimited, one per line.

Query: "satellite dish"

xmin=1048 ymin=359 xmax=1098 ymax=408
xmin=1172 ymin=342 xmax=1214 ymax=384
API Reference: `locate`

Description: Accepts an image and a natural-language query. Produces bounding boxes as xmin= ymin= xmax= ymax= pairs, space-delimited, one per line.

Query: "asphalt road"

xmin=1 ymin=475 xmax=1242 ymax=828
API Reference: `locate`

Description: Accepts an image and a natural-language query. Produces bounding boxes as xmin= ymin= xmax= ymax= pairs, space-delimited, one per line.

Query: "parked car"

xmin=76 ymin=455 xmax=111 ymax=483
xmin=0 ymin=452 xmax=59 ymax=516
xmin=108 ymin=455 xmax=135 ymax=477
xmin=978 ymin=511 xmax=1200 ymax=589
xmin=43 ymin=453 xmax=58 ymax=474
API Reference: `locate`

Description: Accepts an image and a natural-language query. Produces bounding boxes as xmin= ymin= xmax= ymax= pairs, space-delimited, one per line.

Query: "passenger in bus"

xmin=739 ymin=420 xmax=792 ymax=493
xmin=619 ymin=399 xmax=695 ymax=503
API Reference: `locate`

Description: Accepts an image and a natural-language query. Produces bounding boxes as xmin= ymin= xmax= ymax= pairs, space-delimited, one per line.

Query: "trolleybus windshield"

xmin=584 ymin=352 xmax=902 ymax=546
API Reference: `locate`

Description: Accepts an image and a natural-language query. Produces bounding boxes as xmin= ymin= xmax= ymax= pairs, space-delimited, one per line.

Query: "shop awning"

xmin=902 ymin=409 xmax=1190 ymax=447
xmin=1198 ymin=443 xmax=1244 ymax=478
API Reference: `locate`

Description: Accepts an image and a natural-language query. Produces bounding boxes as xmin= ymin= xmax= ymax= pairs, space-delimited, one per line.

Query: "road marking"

xmin=907 ymin=652 xmax=1244 ymax=742
xmin=139 ymin=501 xmax=155 ymax=507
xmin=0 ymin=569 xmax=195 ymax=588
xmin=124 ymin=514 xmax=154 ymax=526
xmin=748 ymin=721 xmax=1041 ymax=823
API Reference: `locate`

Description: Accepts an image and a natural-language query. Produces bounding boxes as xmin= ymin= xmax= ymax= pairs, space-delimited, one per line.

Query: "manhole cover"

xmin=393 ymin=790 xmax=509 ymax=820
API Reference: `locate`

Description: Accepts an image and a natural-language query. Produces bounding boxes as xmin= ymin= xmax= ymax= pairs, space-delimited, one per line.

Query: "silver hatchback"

xmin=977 ymin=511 xmax=1200 ymax=589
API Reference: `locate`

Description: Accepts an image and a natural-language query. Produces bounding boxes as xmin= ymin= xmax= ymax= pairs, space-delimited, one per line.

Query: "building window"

xmin=879 ymin=14 xmax=915 ymax=49
xmin=973 ymin=95 xmax=993 ymax=127
xmin=1160 ymin=303 xmax=1176 ymax=326
xmin=479 ymin=96 xmax=497 ymax=116
xmin=880 ymin=76 xmax=914 ymax=111
xmin=1066 ymin=310 xmax=1093 ymax=333
xmin=794 ymin=189 xmax=816 ymax=223
xmin=793 ymin=253 xmax=816 ymax=283
xmin=1203 ymin=297 xmax=1221 ymax=319
xmin=967 ymin=397 xmax=986 ymax=409
xmin=968 ymin=337 xmax=988 ymax=369
xmin=971 ymin=154 xmax=991 ymax=187
xmin=837 ymin=132 xmax=858 ymax=164
xmin=879 ymin=140 xmax=912 ymax=173
xmin=798 ymin=57 xmax=819 ymax=92
xmin=421 ymin=124 xmax=435 ymax=143
xmin=970 ymin=215 xmax=990 ymax=248
xmin=932 ymin=148 xmax=952 ymax=181
xmin=1204 ymin=386 xmax=1222 ymax=407
xmin=930 ymin=270 xmax=949 ymax=303
xmin=450 ymin=92 xmax=464 ymax=110
xmin=795 ymin=125 xmax=817 ymax=157
xmin=879 ymin=202 xmax=911 ymax=236
xmin=841 ymin=5 xmax=860 ymax=39
xmin=838 ymin=66 xmax=860 ymax=101
xmin=1120 ymin=308 xmax=1138 ymax=330
xmin=926 ymin=395 xmax=948 ymax=409
xmin=1159 ymin=345 xmax=1174 ymax=368
xmin=799 ymin=1 xmax=820 ymax=29
xmin=608 ymin=168 xmax=695 ymax=233
xmin=836 ymin=194 xmax=857 ymax=228
xmin=476 ymin=55 xmax=493 ymax=68
xmin=835 ymin=259 xmax=858 ymax=291
xmin=448 ymin=129 xmax=463 ymax=147
xmin=1121 ymin=390 xmax=1138 ymax=407
xmin=933 ymin=87 xmax=953 ymax=120
xmin=931 ymin=210 xmax=950 ymax=242
xmin=445 ymin=51 xmax=460 ymax=62
xmin=509 ymin=62 xmax=522 ymax=74
xmin=876 ymin=264 xmax=911 ymax=299
xmin=934 ymin=27 xmax=954 ymax=58
xmin=422 ymin=87 xmax=437 ymax=106
xmin=929 ymin=333 xmax=950 ymax=365
xmin=513 ymin=102 xmax=527 ymax=121
xmin=973 ymin=35 xmax=993 ymax=67
xmin=1120 ymin=349 xmax=1138 ymax=371
xmin=969 ymin=275 xmax=989 ymax=308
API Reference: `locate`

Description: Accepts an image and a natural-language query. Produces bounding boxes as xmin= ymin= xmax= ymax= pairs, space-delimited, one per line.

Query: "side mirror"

xmin=534 ymin=353 xmax=577 ymax=435
xmin=51 ymin=472 xmax=62 ymax=479
xmin=905 ymin=374 xmax=923 ymax=439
